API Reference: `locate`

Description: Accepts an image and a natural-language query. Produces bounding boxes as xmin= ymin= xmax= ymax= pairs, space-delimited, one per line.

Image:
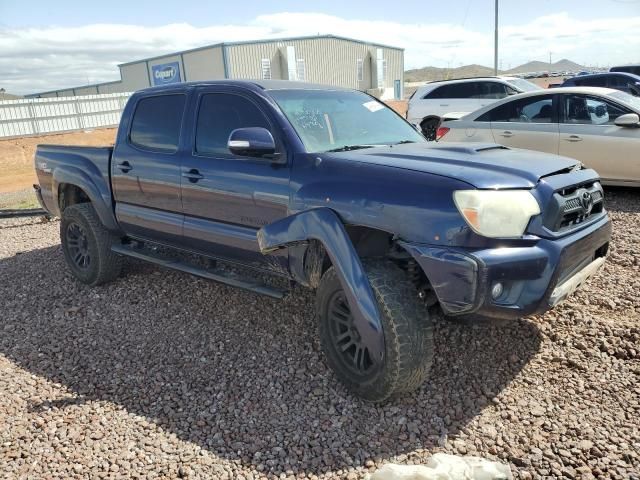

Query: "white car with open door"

xmin=437 ymin=87 xmax=640 ymax=187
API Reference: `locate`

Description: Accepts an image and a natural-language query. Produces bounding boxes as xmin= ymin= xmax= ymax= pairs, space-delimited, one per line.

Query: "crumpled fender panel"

xmin=257 ymin=207 xmax=385 ymax=363
xmin=400 ymin=243 xmax=481 ymax=315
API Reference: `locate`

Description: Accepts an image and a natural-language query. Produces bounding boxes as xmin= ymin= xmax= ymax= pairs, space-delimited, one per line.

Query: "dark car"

xmin=562 ymin=72 xmax=640 ymax=96
xmin=610 ymin=65 xmax=640 ymax=76
xmin=33 ymin=80 xmax=611 ymax=402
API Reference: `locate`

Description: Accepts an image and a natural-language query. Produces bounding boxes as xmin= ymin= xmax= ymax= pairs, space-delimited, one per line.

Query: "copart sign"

xmin=152 ymin=62 xmax=182 ymax=85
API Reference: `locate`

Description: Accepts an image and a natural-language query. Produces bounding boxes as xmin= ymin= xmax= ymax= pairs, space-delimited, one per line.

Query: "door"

xmin=111 ymin=93 xmax=186 ymax=244
xmin=180 ymin=89 xmax=290 ymax=270
xmin=394 ymin=80 xmax=401 ymax=100
xmin=417 ymin=83 xmax=476 ymax=118
xmin=488 ymin=94 xmax=560 ymax=154
xmin=559 ymin=93 xmax=640 ymax=184
xmin=442 ymin=82 xmax=481 ymax=115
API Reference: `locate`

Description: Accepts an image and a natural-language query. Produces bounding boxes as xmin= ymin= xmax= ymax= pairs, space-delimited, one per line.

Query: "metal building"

xmin=28 ymin=35 xmax=404 ymax=100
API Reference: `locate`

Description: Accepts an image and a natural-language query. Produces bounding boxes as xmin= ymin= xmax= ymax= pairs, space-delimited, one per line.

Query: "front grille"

xmin=542 ymin=182 xmax=605 ymax=232
xmin=564 ymin=197 xmax=582 ymax=211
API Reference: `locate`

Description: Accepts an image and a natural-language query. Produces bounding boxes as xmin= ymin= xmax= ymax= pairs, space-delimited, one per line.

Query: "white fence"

xmin=0 ymin=92 xmax=132 ymax=139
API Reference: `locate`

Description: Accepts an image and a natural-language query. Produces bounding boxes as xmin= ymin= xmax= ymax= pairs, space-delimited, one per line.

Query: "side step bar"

xmin=111 ymin=243 xmax=286 ymax=299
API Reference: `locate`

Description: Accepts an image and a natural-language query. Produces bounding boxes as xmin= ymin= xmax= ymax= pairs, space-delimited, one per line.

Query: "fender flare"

xmin=53 ymin=165 xmax=120 ymax=232
xmin=257 ymin=208 xmax=385 ymax=363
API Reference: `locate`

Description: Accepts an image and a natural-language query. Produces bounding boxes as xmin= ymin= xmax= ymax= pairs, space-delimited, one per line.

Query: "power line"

xmin=494 ymin=0 xmax=499 ymax=75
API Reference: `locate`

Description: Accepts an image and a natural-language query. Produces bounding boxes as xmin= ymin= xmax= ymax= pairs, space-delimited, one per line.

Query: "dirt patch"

xmin=385 ymin=100 xmax=408 ymax=118
xmin=0 ymin=129 xmax=116 ymax=193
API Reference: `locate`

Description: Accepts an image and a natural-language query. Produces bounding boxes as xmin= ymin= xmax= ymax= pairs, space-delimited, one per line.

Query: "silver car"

xmin=437 ymin=87 xmax=640 ymax=187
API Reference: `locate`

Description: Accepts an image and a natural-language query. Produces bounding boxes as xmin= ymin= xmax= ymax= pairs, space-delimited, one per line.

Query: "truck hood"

xmin=327 ymin=142 xmax=581 ymax=189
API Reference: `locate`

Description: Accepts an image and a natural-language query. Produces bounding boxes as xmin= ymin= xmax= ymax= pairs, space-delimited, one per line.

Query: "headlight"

xmin=453 ymin=190 xmax=540 ymax=238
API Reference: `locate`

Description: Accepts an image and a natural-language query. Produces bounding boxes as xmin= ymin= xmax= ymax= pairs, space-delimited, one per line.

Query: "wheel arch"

xmin=294 ymin=225 xmax=395 ymax=287
xmin=53 ymin=166 xmax=120 ymax=232
xmin=58 ymin=183 xmax=91 ymax=212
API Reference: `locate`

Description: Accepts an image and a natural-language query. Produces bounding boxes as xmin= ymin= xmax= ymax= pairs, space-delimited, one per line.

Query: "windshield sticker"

xmin=363 ymin=101 xmax=384 ymax=112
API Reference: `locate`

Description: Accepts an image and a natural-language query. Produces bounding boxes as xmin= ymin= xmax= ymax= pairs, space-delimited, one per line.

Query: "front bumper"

xmin=402 ymin=214 xmax=612 ymax=320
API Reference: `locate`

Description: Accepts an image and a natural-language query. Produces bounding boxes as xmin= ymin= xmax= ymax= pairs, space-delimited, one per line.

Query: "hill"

xmin=405 ymin=59 xmax=588 ymax=83
xmin=0 ymin=90 xmax=22 ymax=101
xmin=405 ymin=64 xmax=496 ymax=82
xmin=505 ymin=59 xmax=586 ymax=74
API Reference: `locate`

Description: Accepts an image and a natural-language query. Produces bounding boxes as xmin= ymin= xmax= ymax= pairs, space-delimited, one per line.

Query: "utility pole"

xmin=549 ymin=51 xmax=553 ymax=69
xmin=494 ymin=0 xmax=499 ymax=75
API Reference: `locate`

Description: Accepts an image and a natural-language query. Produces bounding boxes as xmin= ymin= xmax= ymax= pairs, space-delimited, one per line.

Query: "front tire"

xmin=60 ymin=203 xmax=123 ymax=286
xmin=317 ymin=259 xmax=433 ymax=402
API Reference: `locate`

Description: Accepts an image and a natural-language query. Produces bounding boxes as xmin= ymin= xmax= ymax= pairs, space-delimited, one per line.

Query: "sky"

xmin=1 ymin=0 xmax=639 ymax=94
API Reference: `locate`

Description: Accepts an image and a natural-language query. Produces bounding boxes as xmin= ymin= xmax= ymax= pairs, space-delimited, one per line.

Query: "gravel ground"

xmin=0 ymin=189 xmax=638 ymax=479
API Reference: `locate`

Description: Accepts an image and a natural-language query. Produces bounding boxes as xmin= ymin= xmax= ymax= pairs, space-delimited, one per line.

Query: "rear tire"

xmin=316 ymin=259 xmax=433 ymax=402
xmin=60 ymin=203 xmax=123 ymax=286
xmin=420 ymin=118 xmax=440 ymax=141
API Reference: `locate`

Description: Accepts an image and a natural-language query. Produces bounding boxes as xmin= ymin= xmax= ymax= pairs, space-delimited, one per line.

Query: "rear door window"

xmin=129 ymin=95 xmax=186 ymax=152
xmin=487 ymin=96 xmax=554 ymax=123
xmin=424 ymin=83 xmax=476 ymax=99
xmin=423 ymin=85 xmax=448 ymax=99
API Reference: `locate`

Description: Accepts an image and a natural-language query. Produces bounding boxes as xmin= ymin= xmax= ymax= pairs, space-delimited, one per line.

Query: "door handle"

xmin=182 ymin=169 xmax=204 ymax=183
xmin=116 ymin=161 xmax=132 ymax=173
xmin=500 ymin=131 xmax=513 ymax=138
xmin=565 ymin=135 xmax=582 ymax=142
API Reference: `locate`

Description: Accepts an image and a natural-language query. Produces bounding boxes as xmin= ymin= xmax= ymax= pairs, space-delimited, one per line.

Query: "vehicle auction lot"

xmin=1 ymin=190 xmax=638 ymax=479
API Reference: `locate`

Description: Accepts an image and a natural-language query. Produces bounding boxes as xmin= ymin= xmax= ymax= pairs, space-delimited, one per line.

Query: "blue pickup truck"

xmin=34 ymin=80 xmax=611 ymax=402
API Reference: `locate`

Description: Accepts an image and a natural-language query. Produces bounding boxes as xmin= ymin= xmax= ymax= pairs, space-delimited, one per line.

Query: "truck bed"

xmin=34 ymin=144 xmax=114 ymax=217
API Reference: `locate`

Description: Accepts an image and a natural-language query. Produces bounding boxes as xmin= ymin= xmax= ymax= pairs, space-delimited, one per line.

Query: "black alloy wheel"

xmin=60 ymin=203 xmax=123 ymax=286
xmin=327 ymin=291 xmax=377 ymax=376
xmin=65 ymin=221 xmax=92 ymax=270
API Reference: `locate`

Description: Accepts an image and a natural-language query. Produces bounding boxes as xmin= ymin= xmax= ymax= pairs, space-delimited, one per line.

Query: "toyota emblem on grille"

xmin=580 ymin=191 xmax=594 ymax=215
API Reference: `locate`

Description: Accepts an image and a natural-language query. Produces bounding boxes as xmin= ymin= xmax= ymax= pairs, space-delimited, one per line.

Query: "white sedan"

xmin=437 ymin=87 xmax=640 ymax=187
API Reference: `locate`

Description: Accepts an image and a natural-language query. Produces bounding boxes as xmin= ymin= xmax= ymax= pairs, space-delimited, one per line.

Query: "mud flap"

xmin=258 ymin=208 xmax=385 ymax=363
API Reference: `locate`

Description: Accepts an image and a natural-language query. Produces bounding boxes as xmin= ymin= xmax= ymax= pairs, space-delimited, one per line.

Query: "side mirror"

xmin=614 ymin=113 xmax=640 ymax=128
xmin=228 ymin=127 xmax=279 ymax=159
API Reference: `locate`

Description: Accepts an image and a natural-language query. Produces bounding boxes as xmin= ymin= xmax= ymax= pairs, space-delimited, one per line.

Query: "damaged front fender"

xmin=257 ymin=208 xmax=385 ymax=363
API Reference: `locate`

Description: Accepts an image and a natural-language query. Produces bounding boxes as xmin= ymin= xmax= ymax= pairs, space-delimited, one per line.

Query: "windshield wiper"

xmin=324 ymin=144 xmax=380 ymax=153
xmin=393 ymin=140 xmax=417 ymax=145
